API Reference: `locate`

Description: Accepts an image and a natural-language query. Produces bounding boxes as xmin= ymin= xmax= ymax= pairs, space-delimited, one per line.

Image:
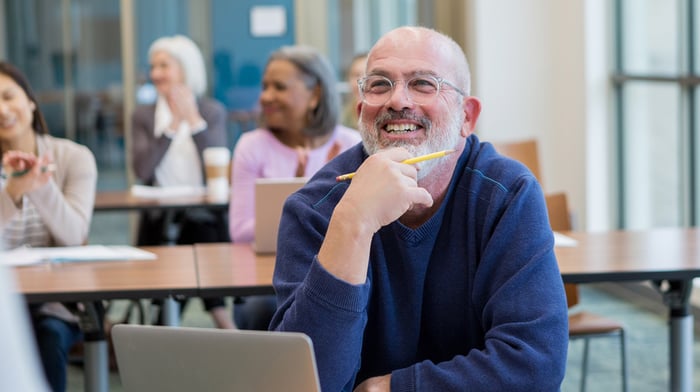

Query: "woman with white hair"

xmin=131 ymin=35 xmax=232 ymax=328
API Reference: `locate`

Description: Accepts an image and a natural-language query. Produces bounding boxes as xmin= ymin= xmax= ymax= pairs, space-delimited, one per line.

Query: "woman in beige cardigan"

xmin=0 ymin=61 xmax=97 ymax=392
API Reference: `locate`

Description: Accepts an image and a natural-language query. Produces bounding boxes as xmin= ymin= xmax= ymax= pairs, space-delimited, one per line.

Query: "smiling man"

xmin=270 ymin=26 xmax=568 ymax=392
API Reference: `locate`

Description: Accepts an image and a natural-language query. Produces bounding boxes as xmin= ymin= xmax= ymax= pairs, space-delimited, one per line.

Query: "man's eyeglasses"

xmin=357 ymin=75 xmax=466 ymax=106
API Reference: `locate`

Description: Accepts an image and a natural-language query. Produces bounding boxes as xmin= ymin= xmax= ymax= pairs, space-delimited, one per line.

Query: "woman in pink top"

xmin=229 ymin=46 xmax=360 ymax=243
xmin=229 ymin=46 xmax=360 ymax=329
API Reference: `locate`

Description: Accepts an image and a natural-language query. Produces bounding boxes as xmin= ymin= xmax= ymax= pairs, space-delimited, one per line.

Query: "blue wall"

xmin=211 ymin=0 xmax=295 ymax=111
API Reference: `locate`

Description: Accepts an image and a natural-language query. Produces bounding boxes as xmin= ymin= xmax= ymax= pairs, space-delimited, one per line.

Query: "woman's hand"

xmin=2 ymin=151 xmax=54 ymax=204
xmin=166 ymin=84 xmax=205 ymax=130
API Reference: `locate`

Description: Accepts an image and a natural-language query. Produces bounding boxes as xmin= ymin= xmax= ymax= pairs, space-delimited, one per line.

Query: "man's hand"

xmin=354 ymin=374 xmax=391 ymax=392
xmin=339 ymin=147 xmax=434 ymax=233
xmin=317 ymin=147 xmax=433 ymax=284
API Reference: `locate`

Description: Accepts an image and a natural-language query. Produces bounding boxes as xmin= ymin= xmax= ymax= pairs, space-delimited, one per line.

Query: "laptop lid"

xmin=112 ymin=324 xmax=321 ymax=392
xmin=253 ymin=177 xmax=306 ymax=254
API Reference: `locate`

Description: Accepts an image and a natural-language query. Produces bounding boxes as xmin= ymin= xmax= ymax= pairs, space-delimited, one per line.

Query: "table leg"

xmin=161 ymin=296 xmax=180 ymax=326
xmin=84 ymin=340 xmax=109 ymax=392
xmin=659 ymin=279 xmax=693 ymax=392
xmin=77 ymin=302 xmax=109 ymax=392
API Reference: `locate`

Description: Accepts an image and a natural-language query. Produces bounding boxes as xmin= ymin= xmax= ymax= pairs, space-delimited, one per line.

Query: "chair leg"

xmin=581 ymin=338 xmax=590 ymax=392
xmin=620 ymin=330 xmax=628 ymax=392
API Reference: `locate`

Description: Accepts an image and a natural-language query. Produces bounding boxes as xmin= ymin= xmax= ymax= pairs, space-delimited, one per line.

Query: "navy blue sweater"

xmin=271 ymin=134 xmax=568 ymax=391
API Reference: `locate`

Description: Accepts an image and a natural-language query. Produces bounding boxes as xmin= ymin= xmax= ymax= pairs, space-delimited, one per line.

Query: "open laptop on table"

xmin=253 ymin=177 xmax=307 ymax=254
xmin=112 ymin=324 xmax=321 ymax=392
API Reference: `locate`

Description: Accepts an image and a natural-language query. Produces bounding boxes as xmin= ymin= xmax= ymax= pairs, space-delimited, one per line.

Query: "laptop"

xmin=253 ymin=177 xmax=307 ymax=253
xmin=112 ymin=324 xmax=321 ymax=392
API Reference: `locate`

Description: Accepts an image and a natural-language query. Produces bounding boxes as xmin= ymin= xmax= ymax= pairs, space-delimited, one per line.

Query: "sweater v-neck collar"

xmin=389 ymin=136 xmax=473 ymax=246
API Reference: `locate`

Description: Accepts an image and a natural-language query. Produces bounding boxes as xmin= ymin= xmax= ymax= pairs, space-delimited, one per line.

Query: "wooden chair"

xmin=492 ymin=139 xmax=543 ymax=183
xmin=546 ymin=192 xmax=628 ymax=392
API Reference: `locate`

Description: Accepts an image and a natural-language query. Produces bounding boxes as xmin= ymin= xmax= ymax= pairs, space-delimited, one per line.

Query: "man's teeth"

xmin=386 ymin=123 xmax=417 ymax=133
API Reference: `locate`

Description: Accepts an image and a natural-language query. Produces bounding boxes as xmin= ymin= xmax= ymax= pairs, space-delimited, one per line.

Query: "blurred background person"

xmin=0 ymin=61 xmax=97 ymax=392
xmin=340 ymin=52 xmax=367 ymax=129
xmin=229 ymin=45 xmax=361 ymax=330
xmin=130 ymin=35 xmax=232 ymax=329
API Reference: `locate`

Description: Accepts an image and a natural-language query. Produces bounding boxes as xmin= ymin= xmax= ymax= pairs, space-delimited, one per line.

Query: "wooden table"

xmin=194 ymin=243 xmax=276 ymax=297
xmin=93 ymin=189 xmax=229 ymax=248
xmin=22 ymin=228 xmax=696 ymax=392
xmin=16 ymin=246 xmax=199 ymax=302
xmin=94 ymin=190 xmax=228 ymax=212
xmin=556 ymin=228 xmax=700 ymax=392
xmin=13 ymin=245 xmax=198 ymax=392
xmin=195 ymin=230 xmax=700 ymax=392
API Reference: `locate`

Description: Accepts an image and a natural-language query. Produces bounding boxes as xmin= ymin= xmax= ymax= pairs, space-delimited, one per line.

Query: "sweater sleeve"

xmin=26 ymin=141 xmax=97 ymax=246
xmin=193 ymin=99 xmax=228 ymax=148
xmin=0 ymin=191 xmax=21 ymax=229
xmin=131 ymin=106 xmax=172 ymax=184
xmin=270 ymin=189 xmax=372 ymax=392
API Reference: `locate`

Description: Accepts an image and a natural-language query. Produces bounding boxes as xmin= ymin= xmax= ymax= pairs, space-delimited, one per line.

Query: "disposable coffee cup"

xmin=203 ymin=147 xmax=231 ymax=201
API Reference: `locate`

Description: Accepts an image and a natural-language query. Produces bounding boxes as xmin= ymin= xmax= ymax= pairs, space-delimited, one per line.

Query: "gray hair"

xmin=148 ymin=35 xmax=207 ymax=96
xmin=266 ymin=45 xmax=340 ymax=137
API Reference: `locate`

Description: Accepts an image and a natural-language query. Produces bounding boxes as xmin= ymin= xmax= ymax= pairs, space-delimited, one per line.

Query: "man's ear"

xmin=461 ymin=96 xmax=482 ymax=137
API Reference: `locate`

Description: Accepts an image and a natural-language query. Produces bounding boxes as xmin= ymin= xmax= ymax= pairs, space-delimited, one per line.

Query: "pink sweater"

xmin=228 ymin=125 xmax=361 ymax=242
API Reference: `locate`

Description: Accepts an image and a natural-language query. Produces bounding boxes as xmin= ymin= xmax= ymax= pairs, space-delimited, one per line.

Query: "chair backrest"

xmin=544 ymin=192 xmax=579 ymax=308
xmin=545 ymin=192 xmax=572 ymax=232
xmin=492 ymin=139 xmax=543 ymax=183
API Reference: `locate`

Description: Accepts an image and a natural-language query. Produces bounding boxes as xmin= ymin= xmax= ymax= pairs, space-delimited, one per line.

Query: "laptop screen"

xmin=253 ymin=177 xmax=307 ymax=254
xmin=112 ymin=324 xmax=321 ymax=392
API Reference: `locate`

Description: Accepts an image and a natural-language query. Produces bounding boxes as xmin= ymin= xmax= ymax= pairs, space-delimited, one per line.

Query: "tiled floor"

xmin=561 ymin=284 xmax=690 ymax=391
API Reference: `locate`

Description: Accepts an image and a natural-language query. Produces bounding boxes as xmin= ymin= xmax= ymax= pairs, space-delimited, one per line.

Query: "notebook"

xmin=253 ymin=177 xmax=307 ymax=253
xmin=112 ymin=324 xmax=321 ymax=392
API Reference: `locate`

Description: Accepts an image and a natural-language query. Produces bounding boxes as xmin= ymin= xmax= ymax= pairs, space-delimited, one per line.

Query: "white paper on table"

xmin=130 ymin=184 xmax=205 ymax=199
xmin=553 ymin=232 xmax=578 ymax=247
xmin=0 ymin=245 xmax=156 ymax=267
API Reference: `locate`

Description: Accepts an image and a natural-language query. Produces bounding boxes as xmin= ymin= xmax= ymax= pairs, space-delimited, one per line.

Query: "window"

xmin=614 ymin=0 xmax=697 ymax=228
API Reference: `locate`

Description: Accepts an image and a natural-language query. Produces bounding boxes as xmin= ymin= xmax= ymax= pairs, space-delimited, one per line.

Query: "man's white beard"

xmin=359 ymin=110 xmax=463 ymax=180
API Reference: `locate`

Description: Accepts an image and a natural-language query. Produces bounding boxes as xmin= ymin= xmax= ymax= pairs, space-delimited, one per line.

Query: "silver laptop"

xmin=112 ymin=324 xmax=321 ymax=392
xmin=253 ymin=177 xmax=307 ymax=253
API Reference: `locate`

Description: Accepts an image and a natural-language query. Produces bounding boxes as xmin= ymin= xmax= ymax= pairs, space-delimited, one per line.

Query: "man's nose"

xmin=385 ymin=81 xmax=414 ymax=110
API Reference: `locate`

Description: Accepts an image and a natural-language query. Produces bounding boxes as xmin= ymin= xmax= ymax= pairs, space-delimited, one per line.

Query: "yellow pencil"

xmin=335 ymin=149 xmax=455 ymax=181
